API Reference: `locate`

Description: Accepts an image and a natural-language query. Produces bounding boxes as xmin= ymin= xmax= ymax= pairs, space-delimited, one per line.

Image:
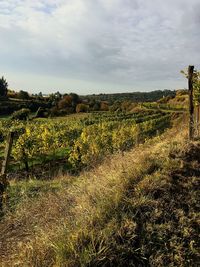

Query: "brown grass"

xmin=0 ymin=120 xmax=199 ymax=266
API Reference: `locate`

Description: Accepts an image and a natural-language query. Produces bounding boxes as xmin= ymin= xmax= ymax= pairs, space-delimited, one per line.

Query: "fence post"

xmin=0 ymin=131 xmax=14 ymax=211
xmin=196 ymin=105 xmax=200 ymax=137
xmin=188 ymin=65 xmax=194 ymax=140
xmin=198 ymin=105 xmax=200 ymax=136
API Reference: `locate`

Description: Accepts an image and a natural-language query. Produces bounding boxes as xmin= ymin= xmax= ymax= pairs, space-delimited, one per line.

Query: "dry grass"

xmin=0 ymin=121 xmax=199 ymax=266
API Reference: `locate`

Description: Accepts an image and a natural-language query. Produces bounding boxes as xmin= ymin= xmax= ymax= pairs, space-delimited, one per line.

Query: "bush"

xmin=76 ymin=103 xmax=89 ymax=113
xmin=50 ymin=106 xmax=74 ymax=117
xmin=11 ymin=108 xmax=30 ymax=120
xmin=100 ymin=101 xmax=109 ymax=111
xmin=58 ymin=96 xmax=72 ymax=109
xmin=34 ymin=107 xmax=50 ymax=118
xmin=17 ymin=90 xmax=30 ymax=100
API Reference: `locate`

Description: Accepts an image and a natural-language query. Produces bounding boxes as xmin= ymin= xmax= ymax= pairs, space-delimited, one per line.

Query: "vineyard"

xmin=0 ymin=0 xmax=199 ymax=261
xmin=0 ymin=69 xmax=199 ymax=266
xmin=0 ymin=109 xmax=172 ymax=175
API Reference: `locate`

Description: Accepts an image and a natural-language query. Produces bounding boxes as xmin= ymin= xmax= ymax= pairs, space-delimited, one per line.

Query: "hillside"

xmin=140 ymin=90 xmax=188 ymax=113
xmin=157 ymin=90 xmax=188 ymax=109
xmin=84 ymin=90 xmax=176 ymax=104
xmin=0 ymin=117 xmax=199 ymax=266
xmin=0 ymin=89 xmax=177 ymax=118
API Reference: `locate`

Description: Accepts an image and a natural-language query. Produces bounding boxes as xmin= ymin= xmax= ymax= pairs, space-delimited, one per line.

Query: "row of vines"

xmin=0 ymin=110 xmax=172 ymax=172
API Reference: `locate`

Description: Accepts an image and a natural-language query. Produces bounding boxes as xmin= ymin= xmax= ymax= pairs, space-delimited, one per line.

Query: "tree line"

xmin=0 ymin=75 xmax=191 ymax=118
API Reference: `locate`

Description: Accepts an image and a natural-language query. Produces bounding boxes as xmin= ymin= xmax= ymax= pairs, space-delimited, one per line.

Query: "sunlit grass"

xmin=1 ymin=123 xmax=198 ymax=266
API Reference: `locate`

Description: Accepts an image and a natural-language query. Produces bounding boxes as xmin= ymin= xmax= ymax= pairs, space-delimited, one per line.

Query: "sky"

xmin=0 ymin=0 xmax=199 ymax=95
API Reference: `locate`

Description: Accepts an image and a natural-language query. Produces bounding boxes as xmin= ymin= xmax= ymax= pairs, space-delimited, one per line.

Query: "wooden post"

xmin=188 ymin=65 xmax=194 ymax=140
xmin=198 ymin=105 xmax=200 ymax=137
xmin=196 ymin=105 xmax=200 ymax=137
xmin=0 ymin=131 xmax=14 ymax=211
xmin=1 ymin=132 xmax=14 ymax=175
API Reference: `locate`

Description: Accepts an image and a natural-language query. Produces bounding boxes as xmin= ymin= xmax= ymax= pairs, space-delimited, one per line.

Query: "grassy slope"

xmin=0 ymin=119 xmax=199 ymax=266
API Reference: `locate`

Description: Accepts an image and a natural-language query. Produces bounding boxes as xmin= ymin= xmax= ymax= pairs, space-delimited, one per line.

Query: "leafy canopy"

xmin=181 ymin=68 xmax=200 ymax=105
xmin=0 ymin=76 xmax=8 ymax=97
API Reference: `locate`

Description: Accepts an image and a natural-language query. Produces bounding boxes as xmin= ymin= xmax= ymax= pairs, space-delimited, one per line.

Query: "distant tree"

xmin=76 ymin=103 xmax=89 ymax=113
xmin=0 ymin=76 xmax=8 ymax=97
xmin=49 ymin=93 xmax=56 ymax=104
xmin=70 ymin=93 xmax=79 ymax=104
xmin=69 ymin=93 xmax=79 ymax=111
xmin=100 ymin=101 xmax=109 ymax=111
xmin=7 ymin=89 xmax=18 ymax=99
xmin=58 ymin=95 xmax=72 ymax=109
xmin=88 ymin=99 xmax=95 ymax=108
xmin=55 ymin=91 xmax=62 ymax=100
xmin=38 ymin=92 xmax=43 ymax=98
xmin=49 ymin=91 xmax=62 ymax=106
xmin=18 ymin=90 xmax=30 ymax=100
xmin=92 ymin=101 xmax=101 ymax=111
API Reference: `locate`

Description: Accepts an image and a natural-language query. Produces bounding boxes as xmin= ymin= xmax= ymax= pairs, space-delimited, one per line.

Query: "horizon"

xmin=9 ymin=87 xmax=179 ymax=96
xmin=0 ymin=0 xmax=199 ymax=94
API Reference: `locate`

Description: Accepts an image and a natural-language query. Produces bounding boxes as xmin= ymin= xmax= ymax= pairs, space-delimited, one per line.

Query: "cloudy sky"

xmin=0 ymin=0 xmax=199 ymax=94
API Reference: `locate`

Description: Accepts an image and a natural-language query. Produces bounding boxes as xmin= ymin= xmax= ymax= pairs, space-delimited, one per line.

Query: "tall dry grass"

xmin=1 ymin=120 xmax=198 ymax=266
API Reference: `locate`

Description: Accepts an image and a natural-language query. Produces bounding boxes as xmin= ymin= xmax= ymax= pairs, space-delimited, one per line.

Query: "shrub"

xmin=76 ymin=103 xmax=89 ymax=113
xmin=17 ymin=90 xmax=30 ymax=100
xmin=50 ymin=106 xmax=74 ymax=117
xmin=34 ymin=107 xmax=50 ymax=118
xmin=11 ymin=108 xmax=30 ymax=120
xmin=58 ymin=95 xmax=72 ymax=109
xmin=100 ymin=101 xmax=109 ymax=111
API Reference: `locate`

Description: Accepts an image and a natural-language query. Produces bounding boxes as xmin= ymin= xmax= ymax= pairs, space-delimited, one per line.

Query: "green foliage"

xmin=84 ymin=90 xmax=176 ymax=104
xmin=70 ymin=93 xmax=80 ymax=106
xmin=57 ymin=93 xmax=80 ymax=114
xmin=0 ymin=98 xmax=51 ymax=116
xmin=69 ymin=114 xmax=171 ymax=167
xmin=34 ymin=107 xmax=50 ymax=118
xmin=18 ymin=90 xmax=30 ymax=100
xmin=17 ymin=90 xmax=30 ymax=100
xmin=11 ymin=108 xmax=31 ymax=121
xmin=58 ymin=95 xmax=72 ymax=109
xmin=3 ymin=128 xmax=199 ymax=266
xmin=0 ymin=111 xmax=172 ymax=172
xmin=181 ymin=67 xmax=200 ymax=105
xmin=48 ymin=91 xmax=62 ymax=106
xmin=6 ymin=179 xmax=67 ymax=212
xmin=0 ymin=76 xmax=8 ymax=97
xmin=76 ymin=103 xmax=89 ymax=113
xmin=193 ymin=70 xmax=200 ymax=105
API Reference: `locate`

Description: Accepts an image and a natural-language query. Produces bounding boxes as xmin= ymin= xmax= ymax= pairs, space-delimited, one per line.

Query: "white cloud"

xmin=0 ymin=0 xmax=199 ymax=93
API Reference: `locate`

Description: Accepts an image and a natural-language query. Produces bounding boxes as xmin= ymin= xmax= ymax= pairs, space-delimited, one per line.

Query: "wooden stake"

xmin=188 ymin=65 xmax=194 ymax=140
xmin=198 ymin=105 xmax=200 ymax=136
xmin=1 ymin=132 xmax=14 ymax=176
xmin=197 ymin=105 xmax=200 ymax=137
xmin=0 ymin=132 xmax=14 ymax=211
